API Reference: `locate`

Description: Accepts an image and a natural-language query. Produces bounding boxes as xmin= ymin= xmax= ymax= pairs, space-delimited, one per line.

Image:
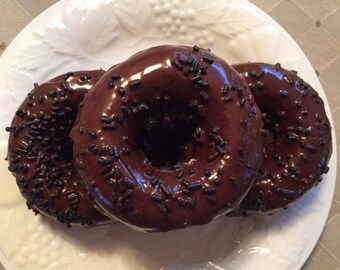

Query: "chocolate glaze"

xmin=7 ymin=70 xmax=110 ymax=227
xmin=71 ymin=45 xmax=263 ymax=231
xmin=233 ymin=63 xmax=332 ymax=213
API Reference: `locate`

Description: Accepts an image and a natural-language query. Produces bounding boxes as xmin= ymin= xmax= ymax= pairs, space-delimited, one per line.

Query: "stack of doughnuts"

xmin=6 ymin=45 xmax=332 ymax=231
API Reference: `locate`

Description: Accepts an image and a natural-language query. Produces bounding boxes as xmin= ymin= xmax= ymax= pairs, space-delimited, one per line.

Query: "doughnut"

xmin=71 ymin=45 xmax=263 ymax=231
xmin=6 ymin=70 xmax=110 ymax=226
xmin=233 ymin=63 xmax=332 ymax=213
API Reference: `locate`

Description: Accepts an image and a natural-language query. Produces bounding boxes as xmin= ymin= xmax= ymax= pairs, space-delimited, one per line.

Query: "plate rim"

xmin=0 ymin=0 xmax=337 ymax=269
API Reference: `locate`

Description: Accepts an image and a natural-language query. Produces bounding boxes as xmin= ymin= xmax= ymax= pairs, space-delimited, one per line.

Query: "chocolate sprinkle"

xmin=103 ymin=123 xmax=116 ymax=130
xmin=187 ymin=182 xmax=203 ymax=191
xmin=177 ymin=197 xmax=186 ymax=207
xmin=197 ymin=80 xmax=209 ymax=89
xmin=118 ymin=87 xmax=127 ymax=96
xmin=280 ymin=90 xmax=289 ymax=97
xmin=186 ymin=198 xmax=195 ymax=208
xmin=193 ymin=45 xmax=200 ymax=52
xmin=172 ymin=60 xmax=183 ymax=71
xmin=223 ymin=96 xmax=233 ymax=103
xmin=204 ymin=169 xmax=212 ymax=177
xmin=203 ymin=187 xmax=216 ymax=194
xmin=159 ymin=182 xmax=171 ymax=197
xmin=202 ymin=54 xmax=214 ymax=64
xmin=208 ymin=152 xmax=219 ymax=162
xmin=129 ymin=79 xmax=142 ymax=88
xmin=207 ymin=195 xmax=216 ymax=204
xmin=176 ymin=171 xmax=184 ymax=179
xmin=151 ymin=193 xmax=163 ymax=202
xmin=111 ymin=74 xmax=121 ymax=80
xmin=108 ymin=81 xmax=115 ymax=89
xmin=305 ymin=144 xmax=317 ymax=153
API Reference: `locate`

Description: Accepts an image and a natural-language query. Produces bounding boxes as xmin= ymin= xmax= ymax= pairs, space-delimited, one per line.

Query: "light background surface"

xmin=0 ymin=0 xmax=339 ymax=269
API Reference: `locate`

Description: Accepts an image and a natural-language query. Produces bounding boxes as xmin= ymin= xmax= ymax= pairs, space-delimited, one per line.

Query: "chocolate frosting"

xmin=233 ymin=63 xmax=332 ymax=213
xmin=7 ymin=70 xmax=109 ymax=226
xmin=71 ymin=45 xmax=263 ymax=231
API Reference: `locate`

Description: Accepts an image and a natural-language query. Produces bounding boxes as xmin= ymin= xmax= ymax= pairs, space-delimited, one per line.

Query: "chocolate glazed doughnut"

xmin=71 ymin=45 xmax=263 ymax=231
xmin=233 ymin=63 xmax=332 ymax=213
xmin=7 ymin=70 xmax=110 ymax=226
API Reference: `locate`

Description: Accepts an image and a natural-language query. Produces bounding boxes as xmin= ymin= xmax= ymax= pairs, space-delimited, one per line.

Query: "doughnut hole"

xmin=133 ymin=97 xmax=201 ymax=167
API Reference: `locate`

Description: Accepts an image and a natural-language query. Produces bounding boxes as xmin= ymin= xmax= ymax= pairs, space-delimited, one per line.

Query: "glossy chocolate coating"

xmin=71 ymin=45 xmax=263 ymax=231
xmin=7 ymin=70 xmax=110 ymax=227
xmin=233 ymin=63 xmax=332 ymax=213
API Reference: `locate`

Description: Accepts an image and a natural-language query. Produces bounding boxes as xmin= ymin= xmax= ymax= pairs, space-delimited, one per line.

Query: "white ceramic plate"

xmin=0 ymin=0 xmax=336 ymax=269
